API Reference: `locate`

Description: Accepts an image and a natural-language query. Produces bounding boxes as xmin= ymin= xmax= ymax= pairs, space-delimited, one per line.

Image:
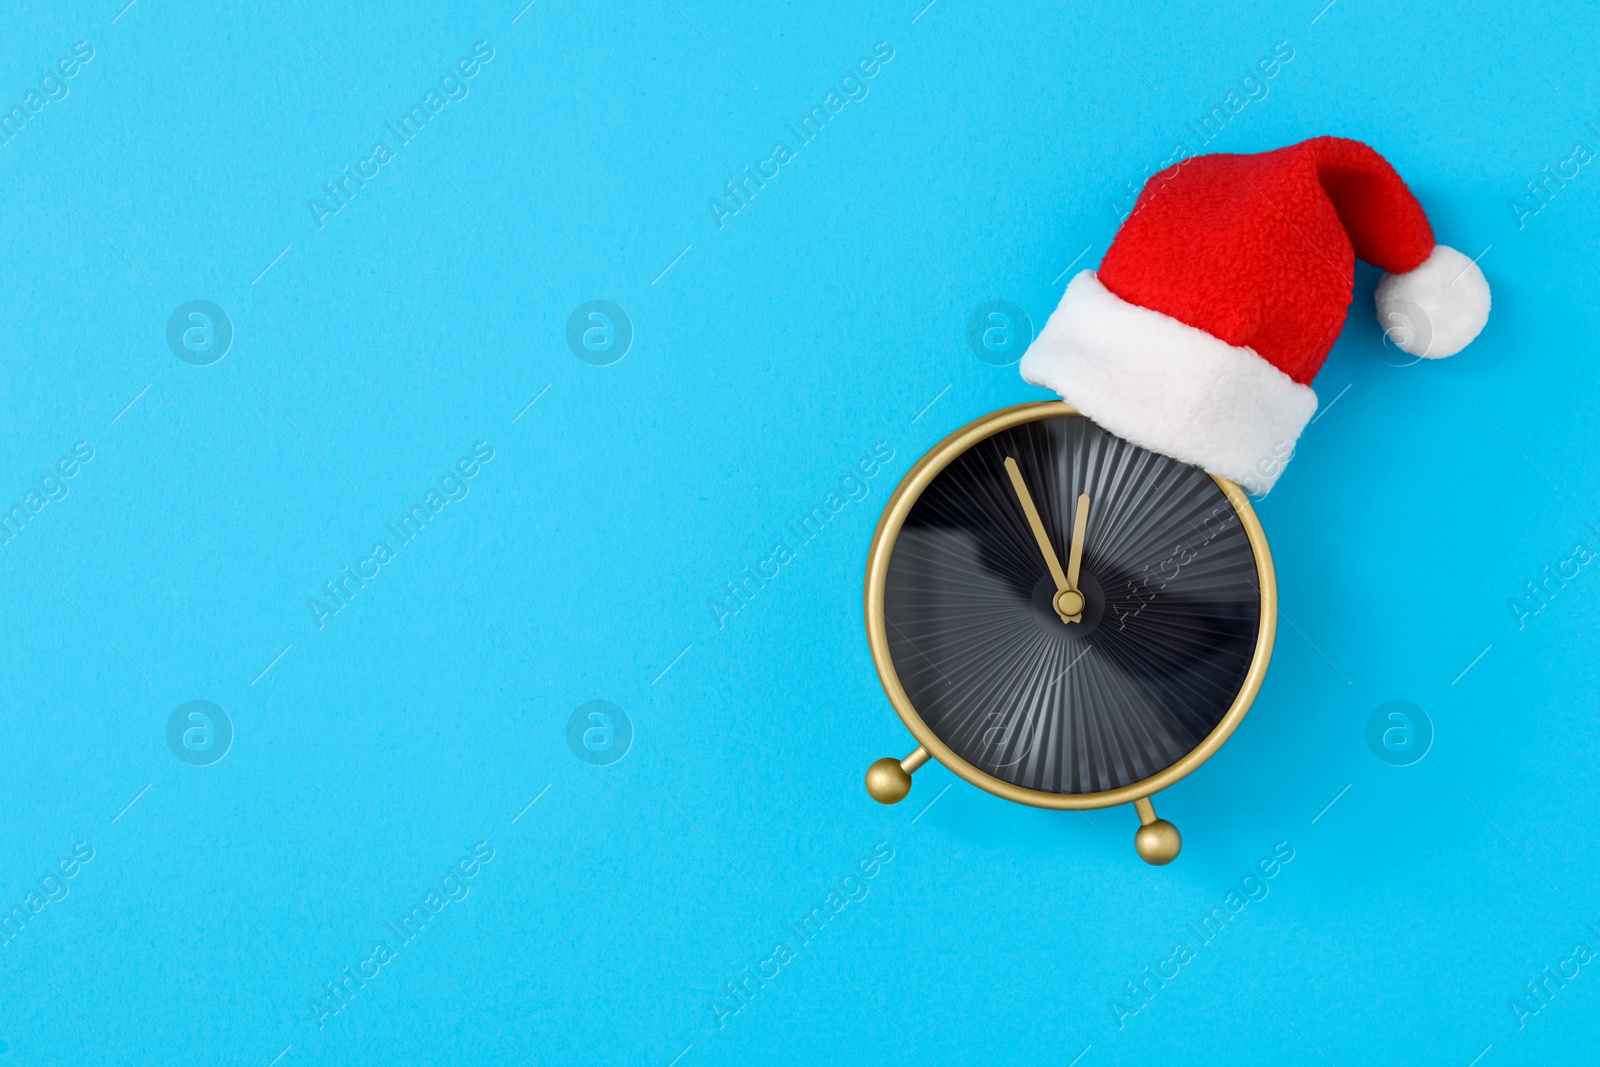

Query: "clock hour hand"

xmin=1003 ymin=457 xmax=1085 ymax=623
xmin=1065 ymin=491 xmax=1091 ymax=601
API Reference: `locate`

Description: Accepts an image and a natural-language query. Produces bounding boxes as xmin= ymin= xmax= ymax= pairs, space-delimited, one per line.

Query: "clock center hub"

xmin=1053 ymin=588 xmax=1085 ymax=618
xmin=1030 ymin=570 xmax=1105 ymax=638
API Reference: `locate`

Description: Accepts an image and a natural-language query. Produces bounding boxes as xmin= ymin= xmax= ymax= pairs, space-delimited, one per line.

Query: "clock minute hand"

xmin=1003 ymin=456 xmax=1068 ymax=589
xmin=1003 ymin=457 xmax=1084 ymax=623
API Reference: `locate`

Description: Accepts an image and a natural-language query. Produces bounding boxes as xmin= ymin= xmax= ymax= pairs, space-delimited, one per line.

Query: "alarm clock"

xmin=862 ymin=401 xmax=1276 ymax=864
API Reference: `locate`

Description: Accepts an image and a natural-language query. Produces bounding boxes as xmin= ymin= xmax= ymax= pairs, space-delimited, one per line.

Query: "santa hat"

xmin=1020 ymin=136 xmax=1490 ymax=494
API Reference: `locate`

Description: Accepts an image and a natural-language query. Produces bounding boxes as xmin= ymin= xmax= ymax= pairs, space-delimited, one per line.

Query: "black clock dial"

xmin=881 ymin=414 xmax=1261 ymax=795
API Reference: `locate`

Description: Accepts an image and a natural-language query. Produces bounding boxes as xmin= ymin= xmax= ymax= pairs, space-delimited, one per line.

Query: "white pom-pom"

xmin=1374 ymin=245 xmax=1490 ymax=358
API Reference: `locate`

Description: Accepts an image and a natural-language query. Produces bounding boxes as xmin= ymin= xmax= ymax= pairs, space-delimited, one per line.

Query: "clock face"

xmin=880 ymin=412 xmax=1263 ymax=797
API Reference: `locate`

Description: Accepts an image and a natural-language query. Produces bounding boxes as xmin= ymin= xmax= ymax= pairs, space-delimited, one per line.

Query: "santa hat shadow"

xmin=1020 ymin=136 xmax=1491 ymax=494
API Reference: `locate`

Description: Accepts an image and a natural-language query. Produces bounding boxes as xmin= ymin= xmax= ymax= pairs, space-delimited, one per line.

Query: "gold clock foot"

xmin=865 ymin=746 xmax=930 ymax=804
xmin=1133 ymin=796 xmax=1181 ymax=865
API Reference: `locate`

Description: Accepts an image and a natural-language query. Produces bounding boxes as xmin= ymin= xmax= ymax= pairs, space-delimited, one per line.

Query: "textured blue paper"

xmin=1 ymin=1 xmax=1596 ymax=1064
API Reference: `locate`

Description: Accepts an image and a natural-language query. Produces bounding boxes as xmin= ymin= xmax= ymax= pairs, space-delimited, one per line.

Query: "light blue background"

xmin=0 ymin=0 xmax=1596 ymax=1064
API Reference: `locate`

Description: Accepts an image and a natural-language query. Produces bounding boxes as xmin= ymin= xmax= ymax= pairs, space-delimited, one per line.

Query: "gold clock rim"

xmin=862 ymin=400 xmax=1277 ymax=811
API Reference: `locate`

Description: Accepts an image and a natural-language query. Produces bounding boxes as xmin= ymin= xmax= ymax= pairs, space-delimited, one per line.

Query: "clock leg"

xmin=865 ymin=746 xmax=930 ymax=804
xmin=1133 ymin=796 xmax=1182 ymax=865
